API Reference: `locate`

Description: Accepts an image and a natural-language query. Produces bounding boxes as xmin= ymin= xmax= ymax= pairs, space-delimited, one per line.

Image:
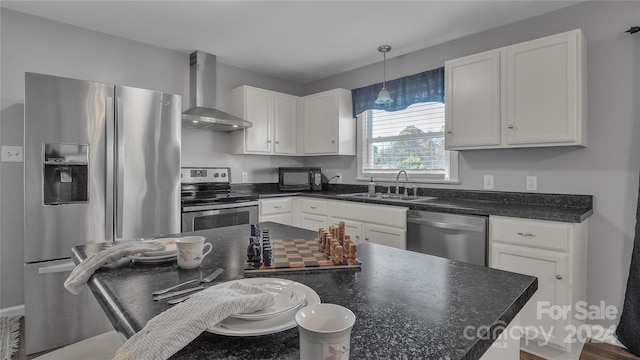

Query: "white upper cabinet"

xmin=445 ymin=29 xmax=586 ymax=150
xmin=230 ymin=86 xmax=298 ymax=155
xmin=301 ymin=88 xmax=356 ymax=155
xmin=445 ymin=50 xmax=502 ymax=148
xmin=505 ymin=30 xmax=585 ymax=146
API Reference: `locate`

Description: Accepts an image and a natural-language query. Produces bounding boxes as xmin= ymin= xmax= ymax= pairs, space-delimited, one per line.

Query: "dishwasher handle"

xmin=407 ymin=217 xmax=485 ymax=233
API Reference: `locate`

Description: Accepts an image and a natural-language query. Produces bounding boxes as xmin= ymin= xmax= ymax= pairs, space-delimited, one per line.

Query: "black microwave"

xmin=279 ymin=167 xmax=322 ymax=191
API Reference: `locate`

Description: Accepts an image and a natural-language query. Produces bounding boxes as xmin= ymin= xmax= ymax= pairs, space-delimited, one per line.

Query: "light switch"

xmin=2 ymin=146 xmax=23 ymax=162
xmin=483 ymin=175 xmax=494 ymax=190
xmin=526 ymin=176 xmax=537 ymax=191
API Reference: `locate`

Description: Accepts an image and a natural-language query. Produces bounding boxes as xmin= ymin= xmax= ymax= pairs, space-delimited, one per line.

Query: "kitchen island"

xmin=72 ymin=222 xmax=537 ymax=359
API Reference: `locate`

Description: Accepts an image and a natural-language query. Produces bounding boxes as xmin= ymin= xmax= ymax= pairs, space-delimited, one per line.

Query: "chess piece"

xmin=335 ymin=245 xmax=344 ymax=264
xmin=347 ymin=243 xmax=357 ymax=265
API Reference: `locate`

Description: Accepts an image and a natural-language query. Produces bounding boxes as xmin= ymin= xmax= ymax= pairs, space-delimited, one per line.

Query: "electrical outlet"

xmin=526 ymin=176 xmax=537 ymax=191
xmin=336 ymin=173 xmax=342 ymax=184
xmin=2 ymin=146 xmax=23 ymax=162
xmin=241 ymin=172 xmax=248 ymax=183
xmin=483 ymin=175 xmax=494 ymax=190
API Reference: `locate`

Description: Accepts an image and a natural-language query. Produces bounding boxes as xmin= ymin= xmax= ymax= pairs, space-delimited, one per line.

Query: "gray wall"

xmin=304 ymin=1 xmax=640 ymax=328
xmin=0 ymin=8 xmax=302 ymax=309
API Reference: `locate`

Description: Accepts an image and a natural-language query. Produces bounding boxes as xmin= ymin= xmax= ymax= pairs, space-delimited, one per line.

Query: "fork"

xmin=151 ymin=268 xmax=224 ymax=296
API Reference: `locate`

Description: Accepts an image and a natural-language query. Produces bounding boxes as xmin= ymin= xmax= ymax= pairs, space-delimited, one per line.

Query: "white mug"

xmin=295 ymin=304 xmax=356 ymax=360
xmin=175 ymin=236 xmax=212 ymax=269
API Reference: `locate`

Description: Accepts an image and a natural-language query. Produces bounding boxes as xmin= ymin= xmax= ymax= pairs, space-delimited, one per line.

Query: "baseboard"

xmin=0 ymin=304 xmax=25 ymax=317
xmin=521 ymin=339 xmax=584 ymax=360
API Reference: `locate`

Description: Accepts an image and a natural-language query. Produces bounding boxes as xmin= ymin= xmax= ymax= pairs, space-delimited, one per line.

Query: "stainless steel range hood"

xmin=182 ymin=51 xmax=252 ymax=131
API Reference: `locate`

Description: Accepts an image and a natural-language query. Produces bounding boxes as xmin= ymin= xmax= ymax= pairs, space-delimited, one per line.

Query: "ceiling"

xmin=1 ymin=1 xmax=582 ymax=84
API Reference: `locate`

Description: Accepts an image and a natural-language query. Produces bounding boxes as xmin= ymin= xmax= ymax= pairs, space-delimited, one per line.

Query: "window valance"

xmin=351 ymin=67 xmax=445 ymax=118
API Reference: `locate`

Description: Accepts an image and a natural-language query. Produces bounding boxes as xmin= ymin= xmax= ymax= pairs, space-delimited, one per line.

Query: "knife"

xmin=167 ymin=294 xmax=196 ymax=305
xmin=152 ymin=268 xmax=224 ymax=296
xmin=153 ymin=285 xmax=204 ymax=301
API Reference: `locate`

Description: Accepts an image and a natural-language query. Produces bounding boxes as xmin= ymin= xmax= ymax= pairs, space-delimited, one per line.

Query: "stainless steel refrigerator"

xmin=23 ymin=72 xmax=181 ymax=354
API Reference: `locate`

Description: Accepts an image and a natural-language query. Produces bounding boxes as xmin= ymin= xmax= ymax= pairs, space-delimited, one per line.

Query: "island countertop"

xmin=72 ymin=222 xmax=537 ymax=360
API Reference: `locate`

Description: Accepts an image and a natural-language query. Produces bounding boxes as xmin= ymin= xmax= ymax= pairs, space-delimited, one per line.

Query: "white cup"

xmin=295 ymin=304 xmax=356 ymax=360
xmin=175 ymin=236 xmax=212 ymax=269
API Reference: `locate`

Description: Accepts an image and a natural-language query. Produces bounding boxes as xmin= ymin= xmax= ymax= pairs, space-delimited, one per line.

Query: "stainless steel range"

xmin=181 ymin=167 xmax=258 ymax=232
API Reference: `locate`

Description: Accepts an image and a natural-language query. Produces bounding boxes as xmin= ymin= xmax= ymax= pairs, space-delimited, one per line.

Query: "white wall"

xmin=303 ymin=1 xmax=640 ymax=328
xmin=0 ymin=8 xmax=302 ymax=309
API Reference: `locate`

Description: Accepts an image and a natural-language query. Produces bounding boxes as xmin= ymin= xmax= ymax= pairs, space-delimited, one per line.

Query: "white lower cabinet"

xmin=292 ymin=198 xmax=407 ymax=249
xmin=259 ymin=197 xmax=293 ymax=225
xmin=329 ymin=215 xmax=407 ymax=258
xmin=296 ymin=198 xmax=328 ymax=231
xmin=491 ymin=242 xmax=568 ymax=349
xmin=299 ymin=213 xmax=328 ymax=230
xmin=327 ymin=200 xmax=407 ymax=249
xmin=489 ymin=216 xmax=588 ymax=355
xmin=362 ymin=223 xmax=406 ymax=249
xmin=328 ymin=217 xmax=363 ymax=243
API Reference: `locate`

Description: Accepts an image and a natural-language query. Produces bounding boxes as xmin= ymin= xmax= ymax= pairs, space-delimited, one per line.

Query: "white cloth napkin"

xmin=64 ymin=240 xmax=166 ymax=295
xmin=112 ymin=282 xmax=275 ymax=360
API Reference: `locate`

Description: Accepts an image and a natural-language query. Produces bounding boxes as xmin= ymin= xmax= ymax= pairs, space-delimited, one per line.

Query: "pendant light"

xmin=375 ymin=45 xmax=393 ymax=105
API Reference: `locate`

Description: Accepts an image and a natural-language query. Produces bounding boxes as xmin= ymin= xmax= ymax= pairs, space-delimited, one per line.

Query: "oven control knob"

xmin=221 ymin=173 xmax=226 ymax=178
xmin=214 ymin=173 xmax=219 ymax=178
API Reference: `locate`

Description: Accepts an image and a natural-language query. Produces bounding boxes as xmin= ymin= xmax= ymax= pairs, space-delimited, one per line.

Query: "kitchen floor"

xmin=521 ymin=340 xmax=640 ymax=360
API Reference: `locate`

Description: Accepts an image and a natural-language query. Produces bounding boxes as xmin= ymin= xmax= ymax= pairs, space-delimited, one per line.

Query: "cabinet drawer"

xmin=491 ymin=216 xmax=571 ymax=252
xmin=260 ymin=198 xmax=292 ymax=216
xmin=299 ymin=213 xmax=327 ymax=231
xmin=260 ymin=213 xmax=293 ymax=225
xmin=328 ymin=200 xmax=407 ymax=229
xmin=298 ymin=198 xmax=327 ymax=215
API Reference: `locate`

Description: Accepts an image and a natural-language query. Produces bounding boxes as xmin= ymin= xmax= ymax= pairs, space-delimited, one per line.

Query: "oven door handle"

xmin=182 ymin=201 xmax=259 ymax=212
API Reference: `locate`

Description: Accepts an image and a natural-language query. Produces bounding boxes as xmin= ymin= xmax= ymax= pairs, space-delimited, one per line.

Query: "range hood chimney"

xmin=182 ymin=51 xmax=252 ymax=131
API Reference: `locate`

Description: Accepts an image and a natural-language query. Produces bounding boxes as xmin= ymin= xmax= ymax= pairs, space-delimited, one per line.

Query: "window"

xmin=358 ymin=102 xmax=458 ymax=182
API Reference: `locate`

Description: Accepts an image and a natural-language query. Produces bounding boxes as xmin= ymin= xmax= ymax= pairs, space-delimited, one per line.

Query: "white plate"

xmin=126 ymin=253 xmax=176 ymax=263
xmin=140 ymin=238 xmax=178 ymax=257
xmin=206 ymin=278 xmax=321 ymax=337
xmin=230 ymin=280 xmax=306 ymax=321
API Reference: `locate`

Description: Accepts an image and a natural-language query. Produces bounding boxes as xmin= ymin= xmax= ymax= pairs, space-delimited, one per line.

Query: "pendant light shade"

xmin=375 ymin=45 xmax=393 ymax=105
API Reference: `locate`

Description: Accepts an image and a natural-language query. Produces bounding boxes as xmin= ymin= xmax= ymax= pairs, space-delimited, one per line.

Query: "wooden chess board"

xmin=244 ymin=238 xmax=361 ymax=273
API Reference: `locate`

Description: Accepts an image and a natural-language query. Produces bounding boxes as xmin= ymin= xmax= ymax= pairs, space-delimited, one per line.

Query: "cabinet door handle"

xmin=331 ymin=140 xmax=336 ymax=144
xmin=446 ymin=130 xmax=453 ymax=134
xmin=273 ymin=205 xmax=282 ymax=209
xmin=364 ymin=237 xmax=370 ymax=242
xmin=517 ymin=232 xmax=536 ymax=238
xmin=508 ymin=124 xmax=515 ymax=130
xmin=275 ymin=141 xmax=280 ymax=144
xmin=310 ymin=206 xmax=317 ymax=209
xmin=556 ymin=275 xmax=563 ymax=280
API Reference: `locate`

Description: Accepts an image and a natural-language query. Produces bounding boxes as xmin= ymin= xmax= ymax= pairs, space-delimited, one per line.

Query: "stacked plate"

xmin=126 ymin=238 xmax=178 ymax=263
xmin=207 ymin=278 xmax=321 ymax=336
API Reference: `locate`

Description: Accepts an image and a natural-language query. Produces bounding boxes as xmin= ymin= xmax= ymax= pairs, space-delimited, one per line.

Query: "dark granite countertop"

xmin=238 ymin=184 xmax=593 ymax=223
xmin=73 ymin=222 xmax=537 ymax=360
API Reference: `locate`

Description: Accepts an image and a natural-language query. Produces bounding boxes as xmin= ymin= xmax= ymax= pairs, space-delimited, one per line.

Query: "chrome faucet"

xmin=395 ymin=170 xmax=408 ymax=195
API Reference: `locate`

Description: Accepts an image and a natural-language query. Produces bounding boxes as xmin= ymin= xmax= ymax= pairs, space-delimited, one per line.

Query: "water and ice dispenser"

xmin=43 ymin=143 xmax=88 ymax=205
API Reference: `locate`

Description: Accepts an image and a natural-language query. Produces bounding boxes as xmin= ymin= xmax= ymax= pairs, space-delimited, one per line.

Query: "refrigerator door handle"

xmin=115 ymin=96 xmax=125 ymax=239
xmin=105 ymin=96 xmax=115 ymax=241
xmin=37 ymin=259 xmax=76 ymax=274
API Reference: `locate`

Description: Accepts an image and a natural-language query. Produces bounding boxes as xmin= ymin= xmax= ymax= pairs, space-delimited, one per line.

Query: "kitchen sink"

xmin=336 ymin=193 xmax=438 ymax=202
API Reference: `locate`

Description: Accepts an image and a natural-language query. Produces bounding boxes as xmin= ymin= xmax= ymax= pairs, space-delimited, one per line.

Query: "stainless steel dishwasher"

xmin=406 ymin=210 xmax=488 ymax=266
